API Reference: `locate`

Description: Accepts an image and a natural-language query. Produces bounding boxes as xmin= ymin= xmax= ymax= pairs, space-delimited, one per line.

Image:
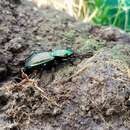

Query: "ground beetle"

xmin=25 ymin=49 xmax=74 ymax=70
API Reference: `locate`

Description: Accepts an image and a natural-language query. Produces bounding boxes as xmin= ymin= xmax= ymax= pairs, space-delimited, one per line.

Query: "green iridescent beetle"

xmin=25 ymin=49 xmax=74 ymax=70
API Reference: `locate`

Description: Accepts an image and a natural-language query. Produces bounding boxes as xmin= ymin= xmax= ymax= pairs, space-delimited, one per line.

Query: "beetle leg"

xmin=29 ymin=70 xmax=39 ymax=79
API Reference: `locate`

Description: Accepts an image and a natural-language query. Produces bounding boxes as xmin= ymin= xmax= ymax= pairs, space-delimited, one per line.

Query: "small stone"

xmin=35 ymin=108 xmax=44 ymax=116
xmin=52 ymin=107 xmax=62 ymax=116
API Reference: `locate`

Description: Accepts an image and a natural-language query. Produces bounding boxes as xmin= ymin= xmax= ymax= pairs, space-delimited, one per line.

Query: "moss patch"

xmin=77 ymin=38 xmax=106 ymax=54
xmin=64 ymin=30 xmax=76 ymax=44
xmin=111 ymin=44 xmax=130 ymax=65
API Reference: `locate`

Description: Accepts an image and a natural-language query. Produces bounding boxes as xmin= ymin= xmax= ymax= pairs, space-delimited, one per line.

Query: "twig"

xmin=16 ymin=69 xmax=33 ymax=87
xmin=33 ymin=82 xmax=61 ymax=108
xmin=17 ymin=71 xmax=61 ymax=108
xmin=52 ymin=64 xmax=90 ymax=86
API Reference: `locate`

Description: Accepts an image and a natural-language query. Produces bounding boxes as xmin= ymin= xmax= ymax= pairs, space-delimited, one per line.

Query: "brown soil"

xmin=1 ymin=0 xmax=130 ymax=130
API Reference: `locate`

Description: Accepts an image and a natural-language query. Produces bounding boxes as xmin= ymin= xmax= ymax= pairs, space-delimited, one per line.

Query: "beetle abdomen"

xmin=25 ymin=52 xmax=54 ymax=68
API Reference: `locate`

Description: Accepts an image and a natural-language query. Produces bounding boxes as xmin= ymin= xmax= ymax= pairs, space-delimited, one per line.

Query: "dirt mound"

xmin=1 ymin=0 xmax=130 ymax=130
